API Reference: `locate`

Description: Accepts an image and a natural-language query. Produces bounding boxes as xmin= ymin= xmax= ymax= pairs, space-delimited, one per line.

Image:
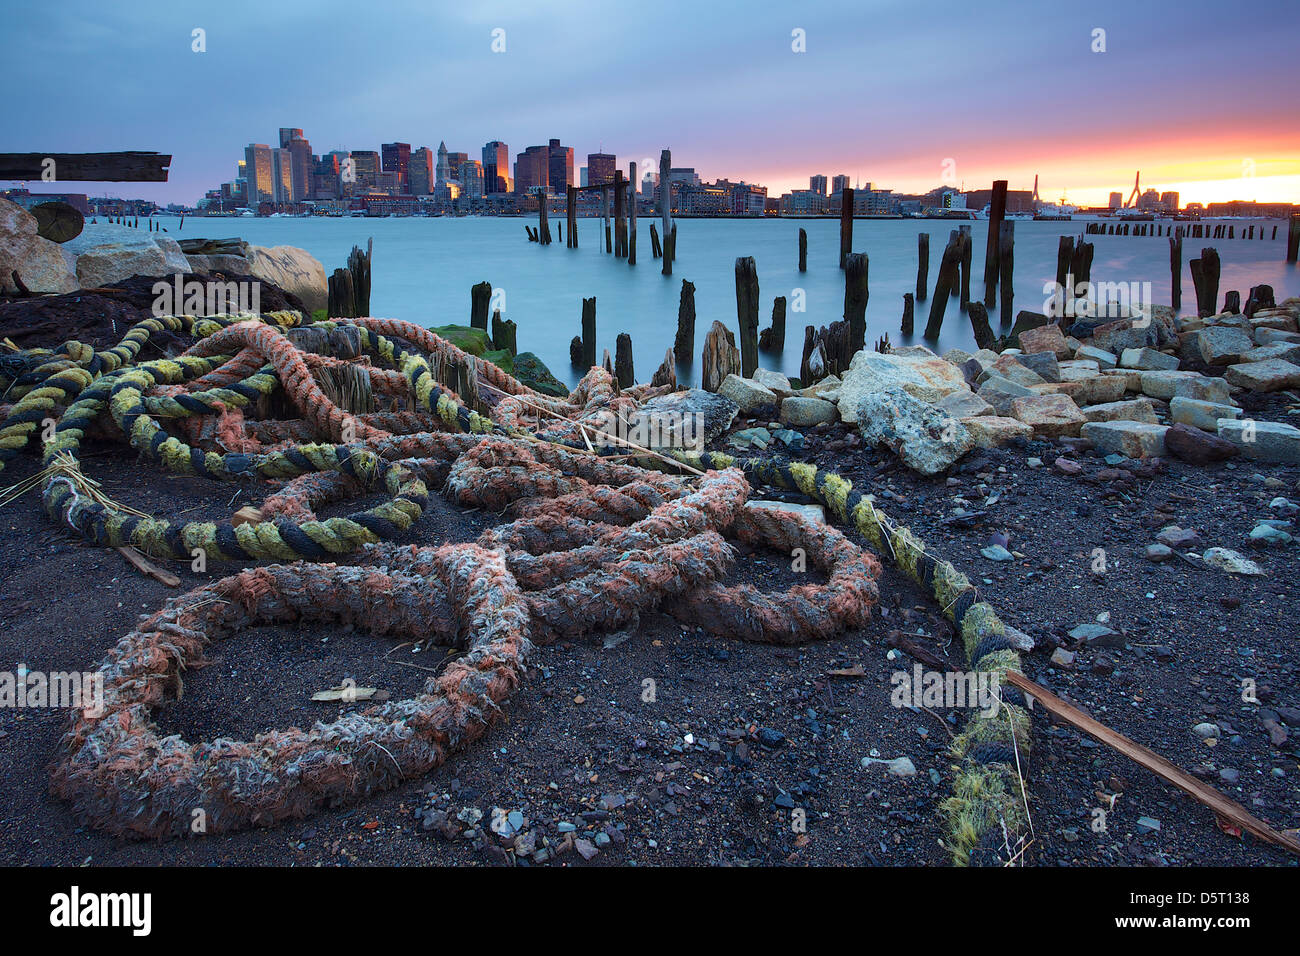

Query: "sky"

xmin=4 ymin=0 xmax=1298 ymax=207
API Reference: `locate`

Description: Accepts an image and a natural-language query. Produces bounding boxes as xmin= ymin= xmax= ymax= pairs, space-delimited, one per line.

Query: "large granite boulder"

xmin=0 ymin=198 xmax=78 ymax=294
xmin=855 ymin=385 xmax=973 ymax=475
xmin=245 ymin=244 xmax=327 ymax=313
xmin=75 ymin=236 xmax=191 ymax=288
xmin=839 ymin=346 xmax=969 ymax=423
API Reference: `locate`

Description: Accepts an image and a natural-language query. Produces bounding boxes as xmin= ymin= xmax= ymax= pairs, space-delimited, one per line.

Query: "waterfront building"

xmin=1109 ymin=191 xmax=1123 ymax=210
xmin=587 ymin=152 xmax=616 ymax=187
xmin=1160 ymin=191 xmax=1180 ymax=213
xmin=382 ymin=142 xmax=411 ymax=191
xmin=810 ymin=174 xmax=827 ymax=196
xmin=548 ymin=139 xmax=573 ymax=195
xmin=410 ymin=147 xmax=434 ymax=196
xmin=447 ymin=152 xmax=468 ymax=181
xmin=514 ymin=145 xmax=549 ymax=194
xmin=779 ymin=189 xmax=826 ymax=215
xmin=435 ymin=142 xmax=452 ymax=185
xmin=279 ymin=128 xmax=314 ymax=202
xmin=350 ymin=151 xmax=380 ymax=191
xmin=482 ymin=141 xmax=510 ymax=193
xmin=244 ymin=144 xmax=274 ymax=205
xmin=832 ymin=174 xmax=850 ymax=194
xmin=460 ymin=159 xmax=484 ymax=198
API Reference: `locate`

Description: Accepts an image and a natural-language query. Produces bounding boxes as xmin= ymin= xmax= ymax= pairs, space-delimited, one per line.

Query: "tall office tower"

xmin=587 ymin=152 xmax=616 ymax=187
xmin=279 ymin=128 xmax=314 ymax=201
xmin=382 ymin=142 xmax=412 ymax=191
xmin=409 ymin=147 xmax=434 ymax=196
xmin=810 ymin=174 xmax=827 ymax=196
xmin=244 ymin=144 xmax=274 ymax=205
xmin=547 ymin=138 xmax=573 ymax=195
xmin=514 ymin=145 xmax=549 ymax=194
xmin=459 ymin=159 xmax=484 ymax=198
xmin=1109 ymin=192 xmax=1123 ymax=210
xmin=435 ymin=142 xmax=453 ymax=185
xmin=482 ymin=141 xmax=509 ymax=193
xmin=831 ymin=174 xmax=850 ymax=194
xmin=271 ymin=148 xmax=294 ymax=203
xmin=447 ymin=152 xmax=467 ymax=182
xmin=1160 ymin=191 xmax=1180 ymax=212
xmin=350 ymin=151 xmax=380 ymax=189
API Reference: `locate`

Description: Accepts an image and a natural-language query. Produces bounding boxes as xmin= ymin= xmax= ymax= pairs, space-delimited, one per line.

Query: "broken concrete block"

xmin=1081 ymin=420 xmax=1169 ymax=459
xmin=1008 ymin=393 xmax=1087 ymax=438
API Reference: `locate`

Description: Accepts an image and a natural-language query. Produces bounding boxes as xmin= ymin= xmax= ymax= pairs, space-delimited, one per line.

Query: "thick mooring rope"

xmin=4 ymin=312 xmax=1025 ymax=861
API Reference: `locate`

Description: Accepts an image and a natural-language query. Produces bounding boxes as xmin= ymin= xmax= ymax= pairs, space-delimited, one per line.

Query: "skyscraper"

xmin=514 ymin=145 xmax=549 ymax=194
xmin=382 ymin=142 xmax=411 ymax=191
xmin=810 ymin=174 xmax=827 ymax=196
xmin=459 ymin=159 xmax=484 ymax=198
xmin=447 ymin=152 xmax=467 ymax=182
xmin=587 ymin=152 xmax=616 ymax=187
xmin=271 ymin=148 xmax=294 ymax=204
xmin=410 ymin=147 xmax=434 ymax=196
xmin=244 ymin=144 xmax=274 ymax=205
xmin=435 ymin=142 xmax=452 ymax=186
xmin=482 ymin=141 xmax=509 ymax=194
xmin=351 ymin=151 xmax=380 ymax=190
xmin=831 ymin=174 xmax=850 ymax=194
xmin=1109 ymin=192 xmax=1123 ymax=210
xmin=547 ymin=139 xmax=573 ymax=195
xmin=278 ymin=128 xmax=314 ymax=202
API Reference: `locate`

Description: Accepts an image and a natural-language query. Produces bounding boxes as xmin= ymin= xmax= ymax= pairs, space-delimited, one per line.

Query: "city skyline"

xmin=5 ymin=0 xmax=1298 ymax=207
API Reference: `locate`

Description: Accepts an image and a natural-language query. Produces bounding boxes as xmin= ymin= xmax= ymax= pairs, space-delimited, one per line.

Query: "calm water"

xmin=153 ymin=215 xmax=1299 ymax=387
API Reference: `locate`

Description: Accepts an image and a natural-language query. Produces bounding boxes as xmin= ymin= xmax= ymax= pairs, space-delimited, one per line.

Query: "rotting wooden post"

xmin=615 ymin=332 xmax=634 ymax=388
xmin=1200 ymin=247 xmax=1220 ymax=318
xmin=347 ymin=240 xmax=372 ymax=317
xmin=491 ymin=310 xmax=517 ymax=356
xmin=660 ymin=149 xmax=673 ymax=277
xmin=799 ymin=325 xmax=817 ymax=383
xmin=650 ymin=222 xmax=662 ymax=258
xmin=958 ymin=225 xmax=972 ymax=309
xmin=839 ymin=187 xmax=854 ymax=269
xmin=924 ymin=232 xmax=961 ymax=339
xmin=538 ymin=191 xmax=551 ymax=245
xmin=581 ymin=296 xmax=597 ymax=368
xmin=760 ymin=296 xmax=787 ymax=353
xmin=613 ymin=170 xmax=626 ymax=258
xmin=998 ymin=220 xmax=1015 ymax=327
xmin=628 ymin=162 xmax=638 ymax=266
xmin=901 ymin=292 xmax=914 ymax=335
xmin=1055 ymin=235 xmax=1075 ymax=319
xmin=470 ymin=280 xmax=492 ymax=331
xmin=328 ymin=267 xmax=355 ymax=318
xmin=798 ymin=228 xmax=807 ymax=272
xmin=1071 ymin=237 xmax=1094 ymax=297
xmin=1288 ymin=213 xmax=1300 ymax=263
xmin=456 ymin=355 xmax=480 ymax=414
xmin=967 ymin=301 xmax=994 ymax=350
xmin=843 ymin=252 xmax=869 ymax=352
xmin=675 ymin=279 xmax=696 ymax=363
xmin=569 ymin=336 xmax=583 ymax=365
xmin=1190 ymin=258 xmax=1206 ymax=317
xmin=916 ymin=232 xmax=929 ymax=302
xmin=566 ymin=185 xmax=577 ymax=248
xmin=1169 ymin=228 xmax=1183 ymax=311
xmin=650 ymin=348 xmax=676 ymax=388
xmin=983 ymin=180 xmax=1007 ymax=308
xmin=735 ymin=256 xmax=760 ymax=377
xmin=1223 ymin=290 xmax=1241 ymax=315
xmin=669 ymin=223 xmax=677 ymax=264
xmin=601 ymin=185 xmax=611 ymax=253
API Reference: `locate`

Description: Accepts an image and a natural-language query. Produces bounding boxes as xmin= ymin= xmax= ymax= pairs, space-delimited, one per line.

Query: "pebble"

xmin=1218 ymin=768 xmax=1240 ymax=785
xmin=1049 ymin=648 xmax=1076 ymax=668
xmin=980 ymin=544 xmax=1014 ymax=562
xmin=1192 ymin=722 xmax=1220 ymax=739
xmin=1145 ymin=543 xmax=1173 ymax=562
xmin=1136 ymin=816 xmax=1162 ymax=834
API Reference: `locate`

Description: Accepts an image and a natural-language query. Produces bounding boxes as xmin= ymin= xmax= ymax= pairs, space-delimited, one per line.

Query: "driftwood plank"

xmin=0 ymin=152 xmax=171 ymax=182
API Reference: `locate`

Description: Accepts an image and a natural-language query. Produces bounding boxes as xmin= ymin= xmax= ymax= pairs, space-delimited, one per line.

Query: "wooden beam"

xmin=0 ymin=151 xmax=171 ymax=182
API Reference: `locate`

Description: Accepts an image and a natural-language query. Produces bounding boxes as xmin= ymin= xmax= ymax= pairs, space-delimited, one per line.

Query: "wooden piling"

xmin=660 ymin=149 xmax=673 ymax=277
xmin=843 ymin=252 xmax=869 ymax=352
xmin=581 ymin=296 xmax=596 ymax=368
xmin=998 ymin=220 xmax=1015 ymax=327
xmin=983 ymin=180 xmax=1007 ymax=308
xmin=491 ymin=310 xmax=517 ymax=356
xmin=839 ymin=188 xmax=854 ymax=269
xmin=1055 ymin=235 xmax=1075 ymax=318
xmin=615 ymin=332 xmax=634 ymax=388
xmin=538 ymin=193 xmax=551 ymax=245
xmin=628 ymin=162 xmax=638 ymax=266
xmin=602 ymin=185 xmax=611 ymax=254
xmin=674 ymin=279 xmax=696 ymax=363
xmin=650 ymin=222 xmax=662 ymax=258
xmin=967 ymin=301 xmax=994 ymax=350
xmin=613 ymin=170 xmax=626 ymax=258
xmin=1169 ymin=228 xmax=1183 ymax=311
xmin=1223 ymin=290 xmax=1241 ymax=315
xmin=566 ymin=185 xmax=577 ymax=248
xmin=1288 ymin=213 xmax=1300 ymax=263
xmin=958 ymin=225 xmax=972 ymax=309
xmin=901 ymin=293 xmax=914 ymax=335
xmin=798 ymin=228 xmax=807 ymax=272
xmin=924 ymin=233 xmax=962 ymax=339
xmin=760 ymin=296 xmax=787 ymax=353
xmin=1199 ymin=247 xmax=1220 ymax=318
xmin=735 ymin=257 xmax=760 ymax=377
xmin=916 ymin=233 xmax=929 ymax=302
xmin=470 ymin=280 xmax=491 ymax=331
